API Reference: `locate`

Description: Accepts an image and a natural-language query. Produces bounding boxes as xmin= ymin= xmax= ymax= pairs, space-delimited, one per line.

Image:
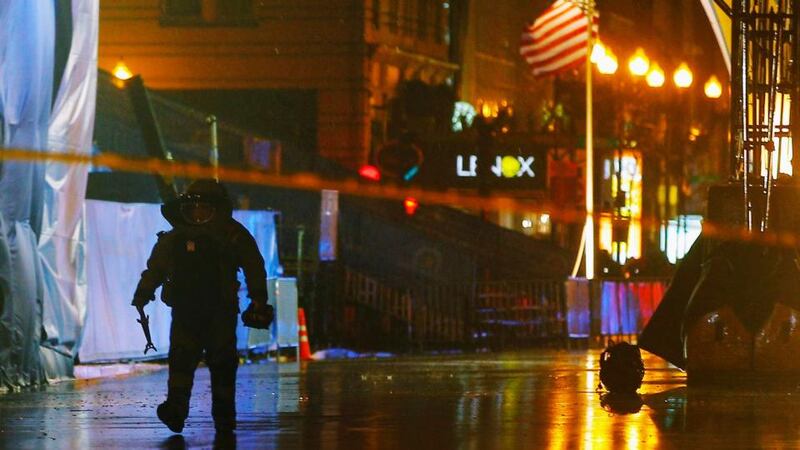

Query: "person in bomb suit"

xmin=132 ymin=179 xmax=273 ymax=434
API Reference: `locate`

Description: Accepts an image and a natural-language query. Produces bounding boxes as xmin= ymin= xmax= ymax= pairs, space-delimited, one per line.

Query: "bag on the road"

xmin=599 ymin=341 xmax=645 ymax=393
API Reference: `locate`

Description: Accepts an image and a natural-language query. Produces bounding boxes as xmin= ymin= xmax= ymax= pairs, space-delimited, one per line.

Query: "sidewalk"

xmin=74 ymin=362 xmax=167 ymax=381
xmin=6 ymin=350 xmax=798 ymax=450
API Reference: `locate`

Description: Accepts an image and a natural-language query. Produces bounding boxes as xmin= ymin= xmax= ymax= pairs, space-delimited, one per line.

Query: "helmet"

xmin=179 ymin=194 xmax=217 ymax=225
xmin=184 ymin=179 xmax=231 ymax=203
xmin=161 ymin=179 xmax=233 ymax=226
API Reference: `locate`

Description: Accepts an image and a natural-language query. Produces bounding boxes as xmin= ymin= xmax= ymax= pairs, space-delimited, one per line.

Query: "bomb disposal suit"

xmin=132 ymin=180 xmax=273 ymax=434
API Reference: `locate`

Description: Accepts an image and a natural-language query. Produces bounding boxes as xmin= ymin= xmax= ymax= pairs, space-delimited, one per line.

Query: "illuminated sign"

xmin=456 ymin=155 xmax=537 ymax=178
xmin=411 ymin=138 xmax=548 ymax=192
xmin=599 ymin=149 xmax=643 ymax=264
xmin=416 ymin=140 xmax=546 ymax=192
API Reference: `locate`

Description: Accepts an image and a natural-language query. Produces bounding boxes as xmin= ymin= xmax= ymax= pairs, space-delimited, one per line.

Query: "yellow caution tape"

xmin=1 ymin=147 xmax=799 ymax=248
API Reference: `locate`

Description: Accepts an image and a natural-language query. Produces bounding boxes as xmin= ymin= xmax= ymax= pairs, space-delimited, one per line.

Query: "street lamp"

xmin=481 ymin=102 xmax=492 ymax=118
xmin=704 ymin=75 xmax=722 ymax=98
xmin=628 ymin=48 xmax=650 ymax=77
xmin=112 ymin=60 xmax=133 ymax=80
xmin=591 ymin=42 xmax=606 ymax=64
xmin=646 ymin=63 xmax=665 ymax=88
xmin=673 ymin=63 xmax=693 ymax=89
xmin=597 ymin=50 xmax=618 ymax=75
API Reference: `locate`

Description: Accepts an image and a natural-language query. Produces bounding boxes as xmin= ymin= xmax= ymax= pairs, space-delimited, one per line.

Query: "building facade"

xmin=98 ymin=0 xmax=729 ymax=260
xmin=99 ymin=0 xmax=461 ymax=169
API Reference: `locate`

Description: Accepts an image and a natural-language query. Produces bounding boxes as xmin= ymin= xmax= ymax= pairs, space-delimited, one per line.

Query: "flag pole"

xmin=584 ymin=1 xmax=595 ymax=279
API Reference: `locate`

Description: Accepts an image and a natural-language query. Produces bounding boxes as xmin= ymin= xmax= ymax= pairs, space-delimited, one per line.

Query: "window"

xmin=372 ymin=0 xmax=381 ymax=29
xmin=218 ymin=0 xmax=254 ymax=20
xmin=161 ymin=0 xmax=256 ymax=26
xmin=388 ymin=0 xmax=399 ymax=33
xmin=434 ymin=1 xmax=449 ymax=44
xmin=433 ymin=1 xmax=450 ymax=44
xmin=162 ymin=0 xmax=201 ymax=19
xmin=402 ymin=0 xmax=414 ymax=35
xmin=417 ymin=0 xmax=428 ymax=39
xmin=370 ymin=119 xmax=386 ymax=158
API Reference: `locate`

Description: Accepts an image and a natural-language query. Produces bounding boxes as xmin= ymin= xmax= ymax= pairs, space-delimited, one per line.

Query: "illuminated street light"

xmin=481 ymin=102 xmax=493 ymax=118
xmin=673 ymin=62 xmax=693 ymax=88
xmin=628 ymin=48 xmax=650 ymax=77
xmin=591 ymin=42 xmax=606 ymax=64
xmin=112 ymin=60 xmax=133 ymax=80
xmin=597 ymin=50 xmax=618 ymax=75
xmin=704 ymin=75 xmax=722 ymax=98
xmin=646 ymin=63 xmax=665 ymax=88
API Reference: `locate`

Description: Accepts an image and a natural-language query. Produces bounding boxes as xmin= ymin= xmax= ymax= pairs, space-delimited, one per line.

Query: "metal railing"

xmin=313 ymin=266 xmax=672 ymax=351
xmin=472 ymin=280 xmax=567 ymax=349
xmin=323 ymin=267 xmax=568 ymax=350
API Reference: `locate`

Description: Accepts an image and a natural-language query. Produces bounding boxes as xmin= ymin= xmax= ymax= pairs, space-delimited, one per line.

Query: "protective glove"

xmin=242 ymin=302 xmax=274 ymax=329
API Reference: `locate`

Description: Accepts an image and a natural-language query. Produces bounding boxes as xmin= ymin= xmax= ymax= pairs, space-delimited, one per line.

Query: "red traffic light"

xmin=359 ymin=164 xmax=381 ymax=182
xmin=403 ymin=197 xmax=419 ymax=215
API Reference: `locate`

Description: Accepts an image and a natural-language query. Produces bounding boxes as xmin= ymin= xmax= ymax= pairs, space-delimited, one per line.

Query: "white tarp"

xmin=40 ymin=0 xmax=98 ymax=367
xmin=0 ymin=0 xmax=55 ymax=388
xmin=79 ymin=200 xmax=282 ymax=363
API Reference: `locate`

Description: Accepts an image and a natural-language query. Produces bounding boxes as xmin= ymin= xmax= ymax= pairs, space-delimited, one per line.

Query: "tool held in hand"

xmin=136 ymin=305 xmax=157 ymax=354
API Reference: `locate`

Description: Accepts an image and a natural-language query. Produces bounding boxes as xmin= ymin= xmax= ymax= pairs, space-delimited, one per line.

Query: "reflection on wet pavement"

xmin=3 ymin=350 xmax=800 ymax=448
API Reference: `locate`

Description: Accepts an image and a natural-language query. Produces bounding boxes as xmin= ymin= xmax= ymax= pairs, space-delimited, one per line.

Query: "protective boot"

xmin=209 ymin=362 xmax=238 ymax=433
xmin=159 ymin=370 xmax=195 ymax=433
xmin=162 ymin=319 xmax=201 ymax=433
xmin=157 ymin=397 xmax=187 ymax=433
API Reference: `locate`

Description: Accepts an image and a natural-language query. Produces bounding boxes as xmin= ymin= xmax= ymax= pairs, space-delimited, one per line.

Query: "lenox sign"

xmin=456 ymin=155 xmax=537 ymax=178
xmin=415 ymin=141 xmax=547 ymax=192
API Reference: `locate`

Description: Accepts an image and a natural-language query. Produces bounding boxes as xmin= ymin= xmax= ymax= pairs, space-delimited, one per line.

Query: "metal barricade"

xmin=334 ymin=267 xmax=568 ymax=350
xmin=241 ymin=277 xmax=298 ymax=358
xmin=566 ymin=277 xmax=670 ymax=344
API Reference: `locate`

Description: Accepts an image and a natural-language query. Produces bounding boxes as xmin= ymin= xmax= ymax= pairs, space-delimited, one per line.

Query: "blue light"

xmin=403 ymin=165 xmax=420 ymax=181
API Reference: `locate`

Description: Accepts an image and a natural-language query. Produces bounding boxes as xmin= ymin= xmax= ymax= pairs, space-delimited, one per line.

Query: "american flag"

xmin=520 ymin=0 xmax=598 ymax=77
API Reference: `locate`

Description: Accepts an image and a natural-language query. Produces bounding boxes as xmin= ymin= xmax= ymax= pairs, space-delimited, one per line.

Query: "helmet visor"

xmin=180 ymin=201 xmax=216 ymax=225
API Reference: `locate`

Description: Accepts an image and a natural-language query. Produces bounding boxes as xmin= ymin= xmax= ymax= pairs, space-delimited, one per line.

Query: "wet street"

xmin=3 ymin=350 xmax=800 ymax=449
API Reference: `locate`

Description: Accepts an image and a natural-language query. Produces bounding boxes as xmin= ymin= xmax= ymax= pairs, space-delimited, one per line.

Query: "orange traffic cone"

xmin=298 ymin=308 xmax=313 ymax=361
